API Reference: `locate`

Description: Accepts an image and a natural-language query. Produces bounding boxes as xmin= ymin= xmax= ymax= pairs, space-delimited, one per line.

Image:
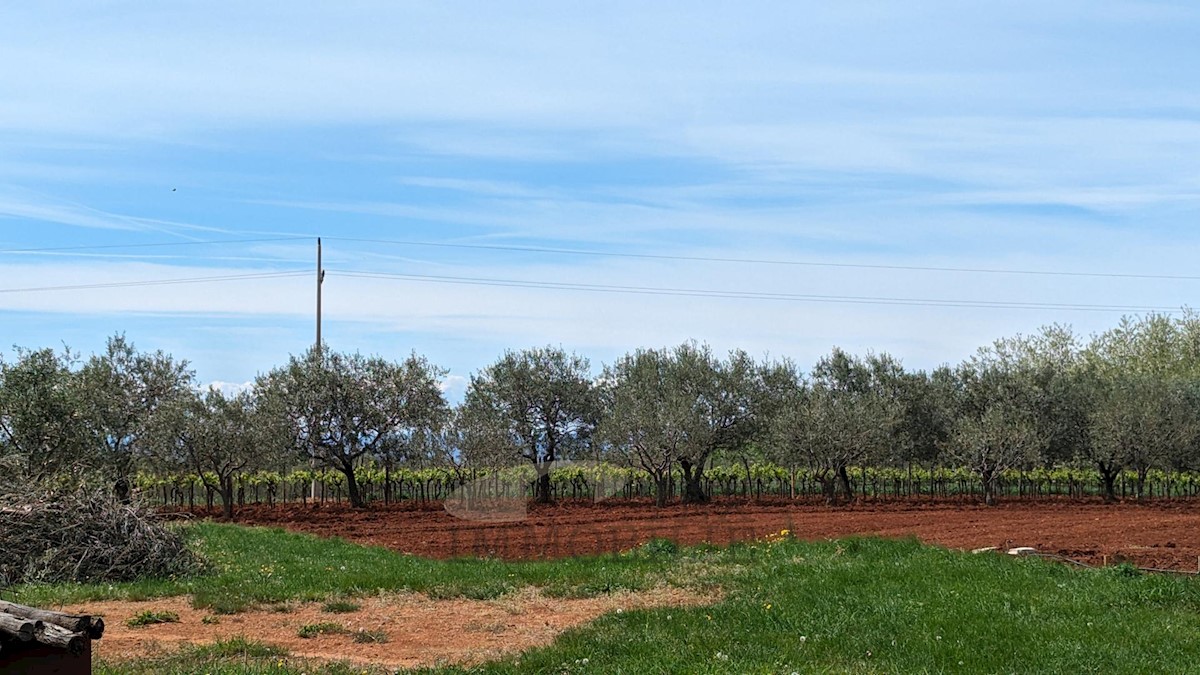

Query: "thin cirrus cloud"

xmin=0 ymin=1 xmax=1198 ymax=386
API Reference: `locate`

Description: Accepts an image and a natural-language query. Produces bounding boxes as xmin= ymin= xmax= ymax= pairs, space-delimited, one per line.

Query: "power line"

xmin=0 ymin=236 xmax=311 ymax=255
xmin=0 ymin=270 xmax=310 ymax=295
xmin=9 ymin=233 xmax=1196 ymax=282
xmin=332 ymin=269 xmax=1185 ymax=313
xmin=325 ymin=236 xmax=1200 ymax=282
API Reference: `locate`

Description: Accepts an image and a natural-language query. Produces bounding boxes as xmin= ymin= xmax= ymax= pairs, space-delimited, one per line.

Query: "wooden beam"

xmin=33 ymin=622 xmax=87 ymax=657
xmin=0 ymin=613 xmax=38 ymax=642
xmin=0 ymin=601 xmax=103 ymax=639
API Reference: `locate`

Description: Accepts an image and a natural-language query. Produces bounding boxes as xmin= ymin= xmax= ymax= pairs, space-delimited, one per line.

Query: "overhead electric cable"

xmin=324 ymin=236 xmax=1200 ymax=282
xmin=0 ymin=270 xmax=309 ymax=294
xmin=0 ymin=236 xmax=311 ymax=255
xmin=332 ymin=269 xmax=1185 ymax=313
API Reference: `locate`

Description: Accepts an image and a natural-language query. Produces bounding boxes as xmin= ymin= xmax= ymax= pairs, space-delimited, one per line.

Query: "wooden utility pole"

xmin=316 ymin=237 xmax=325 ymax=348
xmin=311 ymin=237 xmax=325 ymax=503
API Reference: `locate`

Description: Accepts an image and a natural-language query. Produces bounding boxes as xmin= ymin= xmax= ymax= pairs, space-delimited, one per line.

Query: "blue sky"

xmin=2 ymin=1 xmax=1199 ymax=397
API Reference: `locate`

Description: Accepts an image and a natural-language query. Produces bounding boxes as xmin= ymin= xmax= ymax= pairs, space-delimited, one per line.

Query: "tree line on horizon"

xmin=4 ymin=312 xmax=1200 ymax=516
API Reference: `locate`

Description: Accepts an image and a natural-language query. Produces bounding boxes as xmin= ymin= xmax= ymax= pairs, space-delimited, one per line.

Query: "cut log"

xmin=0 ymin=601 xmax=100 ymax=638
xmin=34 ymin=622 xmax=87 ymax=657
xmin=0 ymin=613 xmax=39 ymax=642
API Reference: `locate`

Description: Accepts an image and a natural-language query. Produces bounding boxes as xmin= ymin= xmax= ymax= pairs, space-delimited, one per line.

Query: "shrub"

xmin=297 ymin=622 xmax=348 ymax=639
xmin=126 ymin=610 xmax=181 ymax=627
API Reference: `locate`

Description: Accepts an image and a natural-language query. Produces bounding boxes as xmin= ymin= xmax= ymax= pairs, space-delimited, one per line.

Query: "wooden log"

xmin=0 ymin=613 xmax=39 ymax=642
xmin=0 ymin=601 xmax=101 ymax=639
xmin=34 ymin=622 xmax=87 ymax=657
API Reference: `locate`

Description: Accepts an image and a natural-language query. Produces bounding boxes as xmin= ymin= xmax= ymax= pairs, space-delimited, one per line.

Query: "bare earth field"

xmin=79 ymin=499 xmax=1200 ymax=668
xmin=220 ymin=498 xmax=1200 ymax=571
xmin=71 ymin=587 xmax=713 ymax=669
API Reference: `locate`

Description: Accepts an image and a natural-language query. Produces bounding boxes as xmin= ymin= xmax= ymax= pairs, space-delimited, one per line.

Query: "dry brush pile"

xmin=0 ymin=484 xmax=202 ymax=588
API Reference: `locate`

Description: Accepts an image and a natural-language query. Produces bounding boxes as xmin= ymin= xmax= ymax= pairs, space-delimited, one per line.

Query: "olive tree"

xmin=1089 ymin=375 xmax=1199 ymax=500
xmin=948 ymin=351 xmax=1046 ymax=505
xmin=260 ymin=346 xmax=448 ymax=508
xmin=771 ymin=350 xmax=899 ymax=504
xmin=78 ymin=334 xmax=194 ymax=501
xmin=0 ymin=346 xmax=88 ymax=481
xmin=146 ymin=387 xmax=287 ymax=519
xmin=950 ymin=403 xmax=1041 ymax=506
xmin=1081 ymin=313 xmax=1200 ymax=499
xmin=459 ymin=346 xmax=597 ymax=504
xmin=645 ymin=343 xmax=773 ymax=504
xmin=598 ymin=347 xmax=695 ymax=507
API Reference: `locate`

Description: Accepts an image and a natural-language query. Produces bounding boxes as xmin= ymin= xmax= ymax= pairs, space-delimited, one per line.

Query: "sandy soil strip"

xmin=67 ymin=586 xmax=716 ymax=669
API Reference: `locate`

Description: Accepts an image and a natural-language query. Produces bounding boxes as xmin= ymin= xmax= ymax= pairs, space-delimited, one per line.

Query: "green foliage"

xmin=297 ymin=621 xmax=349 ymax=638
xmin=258 ymin=345 xmax=449 ymax=508
xmin=632 ymin=537 xmax=680 ymax=558
xmin=352 ymin=628 xmax=389 ymax=643
xmin=126 ymin=609 xmax=181 ymax=627
xmin=459 ymin=346 xmax=598 ymax=503
xmin=320 ymin=599 xmax=361 ymax=613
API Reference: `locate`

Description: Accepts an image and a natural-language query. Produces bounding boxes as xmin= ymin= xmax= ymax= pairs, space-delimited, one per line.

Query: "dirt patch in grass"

xmin=65 ymin=586 xmax=714 ymax=669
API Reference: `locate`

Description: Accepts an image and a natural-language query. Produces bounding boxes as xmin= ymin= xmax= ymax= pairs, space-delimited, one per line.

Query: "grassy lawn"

xmin=9 ymin=523 xmax=691 ymax=613
xmin=9 ymin=524 xmax=1200 ymax=673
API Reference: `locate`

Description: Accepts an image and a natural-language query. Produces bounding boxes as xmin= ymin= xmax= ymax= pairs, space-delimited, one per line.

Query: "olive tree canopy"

xmin=259 ymin=346 xmax=448 ymax=508
xmin=459 ymin=346 xmax=598 ymax=504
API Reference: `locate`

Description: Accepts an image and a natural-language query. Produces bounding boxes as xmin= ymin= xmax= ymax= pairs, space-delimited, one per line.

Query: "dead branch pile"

xmin=0 ymin=485 xmax=202 ymax=587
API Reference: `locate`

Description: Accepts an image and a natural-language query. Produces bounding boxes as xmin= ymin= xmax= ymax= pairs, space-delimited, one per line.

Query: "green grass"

xmin=297 ymin=621 xmax=349 ymax=639
xmin=422 ymin=537 xmax=1200 ymax=674
xmin=125 ymin=609 xmax=181 ymax=627
xmin=94 ymin=637 xmax=389 ymax=675
xmin=352 ymin=628 xmax=390 ymax=644
xmin=6 ymin=522 xmax=683 ymax=613
xmin=14 ymin=523 xmax=1200 ymax=673
xmin=321 ymin=598 xmax=362 ymax=613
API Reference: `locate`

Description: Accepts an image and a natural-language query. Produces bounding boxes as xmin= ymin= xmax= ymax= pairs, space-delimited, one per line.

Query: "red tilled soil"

xmin=209 ymin=498 xmax=1200 ymax=571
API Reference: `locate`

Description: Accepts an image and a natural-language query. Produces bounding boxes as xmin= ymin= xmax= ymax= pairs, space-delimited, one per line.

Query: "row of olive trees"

xmin=6 ymin=312 xmax=1200 ymax=513
xmin=0 ymin=337 xmax=451 ymax=516
xmin=765 ymin=314 xmax=1200 ymax=505
xmin=0 ymin=335 xmax=193 ymax=499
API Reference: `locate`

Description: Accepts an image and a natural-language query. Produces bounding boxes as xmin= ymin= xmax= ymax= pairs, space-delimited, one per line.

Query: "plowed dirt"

xmin=220 ymin=498 xmax=1200 ymax=571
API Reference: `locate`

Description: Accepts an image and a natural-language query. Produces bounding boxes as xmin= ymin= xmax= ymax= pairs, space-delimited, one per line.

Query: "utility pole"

xmin=311 ymin=237 xmax=325 ymax=503
xmin=316 ymin=237 xmax=325 ymax=348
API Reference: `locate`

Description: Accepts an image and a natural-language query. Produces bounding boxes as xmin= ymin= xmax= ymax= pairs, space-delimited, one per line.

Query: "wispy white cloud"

xmin=1 ymin=1 xmax=1198 ymax=384
xmin=0 ymin=190 xmax=225 ymax=238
